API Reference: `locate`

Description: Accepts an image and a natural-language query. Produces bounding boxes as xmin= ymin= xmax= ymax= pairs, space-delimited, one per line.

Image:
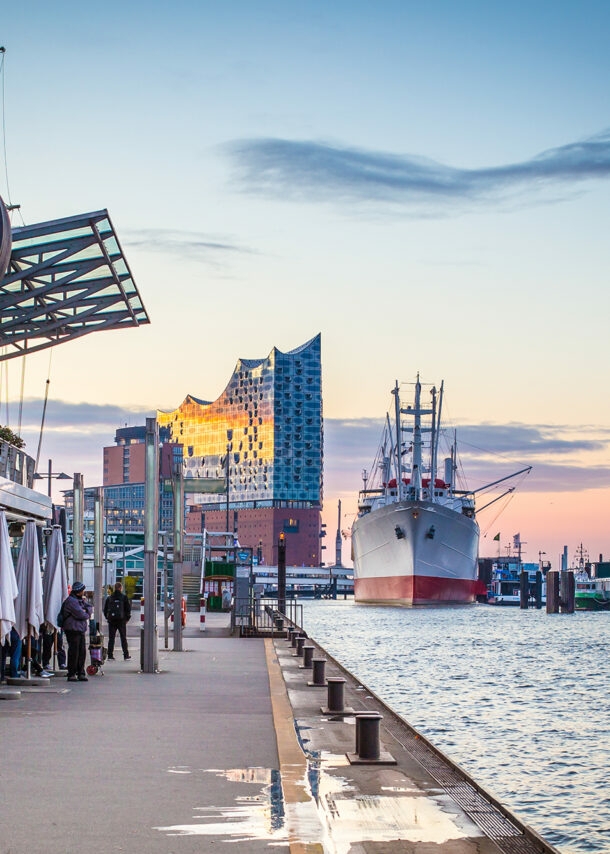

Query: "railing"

xmin=0 ymin=441 xmax=35 ymax=488
xmin=231 ymin=596 xmax=304 ymax=635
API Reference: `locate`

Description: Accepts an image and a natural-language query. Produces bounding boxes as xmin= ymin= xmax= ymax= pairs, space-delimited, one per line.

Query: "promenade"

xmin=0 ymin=612 xmax=559 ymax=854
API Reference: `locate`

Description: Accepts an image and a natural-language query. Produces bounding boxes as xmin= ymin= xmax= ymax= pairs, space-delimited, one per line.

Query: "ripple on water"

xmin=301 ymin=600 xmax=610 ymax=854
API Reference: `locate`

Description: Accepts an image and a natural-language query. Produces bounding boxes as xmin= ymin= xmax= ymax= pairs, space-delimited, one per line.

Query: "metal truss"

xmin=0 ymin=208 xmax=150 ymax=360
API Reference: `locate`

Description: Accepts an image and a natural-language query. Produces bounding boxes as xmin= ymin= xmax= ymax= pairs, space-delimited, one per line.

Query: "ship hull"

xmin=352 ymin=500 xmax=480 ymax=606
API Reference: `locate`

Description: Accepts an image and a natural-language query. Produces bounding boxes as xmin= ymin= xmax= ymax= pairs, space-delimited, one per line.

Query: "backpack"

xmin=106 ymin=595 xmax=125 ymax=621
xmin=57 ymin=604 xmax=67 ymax=628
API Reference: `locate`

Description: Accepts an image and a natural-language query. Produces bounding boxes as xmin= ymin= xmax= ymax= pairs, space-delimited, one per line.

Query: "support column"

xmin=142 ymin=418 xmax=159 ymax=673
xmin=72 ymin=473 xmax=84 ymax=584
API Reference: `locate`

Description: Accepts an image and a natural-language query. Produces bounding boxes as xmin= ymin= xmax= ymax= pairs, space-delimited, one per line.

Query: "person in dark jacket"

xmin=103 ymin=581 xmax=132 ymax=660
xmin=61 ymin=582 xmax=93 ymax=682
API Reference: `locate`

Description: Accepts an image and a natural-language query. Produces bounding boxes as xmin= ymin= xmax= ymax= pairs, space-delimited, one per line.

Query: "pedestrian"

xmin=103 ymin=581 xmax=132 ymax=660
xmin=1 ymin=627 xmax=22 ymax=681
xmin=61 ymin=581 xmax=93 ymax=682
xmin=222 ymin=586 xmax=232 ymax=611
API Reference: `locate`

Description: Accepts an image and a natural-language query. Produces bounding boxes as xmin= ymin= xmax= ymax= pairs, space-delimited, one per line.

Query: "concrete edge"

xmin=263 ymin=638 xmax=324 ymax=854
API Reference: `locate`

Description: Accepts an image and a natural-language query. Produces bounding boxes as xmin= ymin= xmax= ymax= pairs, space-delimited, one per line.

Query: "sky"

xmin=1 ymin=1 xmax=609 ymax=569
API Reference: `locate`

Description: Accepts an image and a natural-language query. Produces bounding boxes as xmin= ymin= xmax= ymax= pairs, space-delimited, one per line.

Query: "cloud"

xmin=9 ymin=399 xmax=610 ymax=496
xmin=324 ymin=417 xmax=610 ymax=495
xmin=124 ymin=228 xmax=253 ymax=265
xmin=226 ymin=129 xmax=610 ymax=213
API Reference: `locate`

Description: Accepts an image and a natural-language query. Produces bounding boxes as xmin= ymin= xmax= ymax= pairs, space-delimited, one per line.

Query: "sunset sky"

xmin=2 ymin=2 xmax=609 ymax=568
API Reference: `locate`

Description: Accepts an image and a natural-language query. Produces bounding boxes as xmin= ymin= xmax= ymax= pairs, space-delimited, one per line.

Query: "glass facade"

xmin=157 ymin=334 xmax=323 ymax=509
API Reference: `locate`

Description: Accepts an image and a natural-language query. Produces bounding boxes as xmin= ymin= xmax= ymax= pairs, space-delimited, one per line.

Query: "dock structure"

xmin=0 ymin=612 xmax=559 ymax=854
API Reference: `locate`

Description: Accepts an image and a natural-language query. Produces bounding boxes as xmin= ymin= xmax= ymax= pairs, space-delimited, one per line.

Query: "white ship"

xmin=351 ymin=377 xmax=528 ymax=606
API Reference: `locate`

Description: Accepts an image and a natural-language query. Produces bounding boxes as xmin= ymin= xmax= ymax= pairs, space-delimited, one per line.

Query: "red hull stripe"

xmin=355 ymin=574 xmax=480 ymax=605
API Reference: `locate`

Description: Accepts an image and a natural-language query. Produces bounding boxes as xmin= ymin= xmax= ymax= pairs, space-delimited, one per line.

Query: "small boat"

xmin=571 ymin=546 xmax=610 ymax=610
xmin=574 ymin=573 xmax=610 ymax=610
xmin=487 ymin=557 xmax=546 ymax=606
xmin=351 ymin=376 xmax=530 ymax=606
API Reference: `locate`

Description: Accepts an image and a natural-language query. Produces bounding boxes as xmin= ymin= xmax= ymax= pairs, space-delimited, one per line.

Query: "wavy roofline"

xmin=157 ymin=333 xmax=320 ymax=415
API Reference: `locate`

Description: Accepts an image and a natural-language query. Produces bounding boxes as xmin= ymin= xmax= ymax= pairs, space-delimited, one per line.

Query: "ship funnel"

xmin=444 ymin=458 xmax=452 ymax=488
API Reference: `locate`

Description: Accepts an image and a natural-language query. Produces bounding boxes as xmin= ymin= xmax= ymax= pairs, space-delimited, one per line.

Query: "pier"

xmin=1 ymin=611 xmax=559 ymax=853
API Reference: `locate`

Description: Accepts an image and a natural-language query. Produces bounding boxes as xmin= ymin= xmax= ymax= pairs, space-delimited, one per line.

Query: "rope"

xmin=34 ymin=350 xmax=53 ymax=472
xmin=17 ymin=354 xmax=25 ymax=435
xmin=0 ymin=47 xmax=11 ymax=208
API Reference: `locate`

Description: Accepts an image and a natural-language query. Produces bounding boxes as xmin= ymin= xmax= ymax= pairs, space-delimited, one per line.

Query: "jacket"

xmin=103 ymin=591 xmax=132 ymax=623
xmin=62 ymin=593 xmax=93 ymax=633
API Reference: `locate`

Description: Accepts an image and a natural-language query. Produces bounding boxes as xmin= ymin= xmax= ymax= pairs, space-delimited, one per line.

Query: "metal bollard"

xmin=301 ymin=645 xmax=314 ymax=668
xmin=287 ymin=627 xmax=296 ymax=644
xmin=354 ymin=712 xmax=382 ymax=755
xmin=276 ymin=617 xmax=284 ymax=632
xmin=327 ymin=677 xmax=346 ymax=711
xmin=295 ymin=635 xmax=306 ymax=657
xmin=347 ymin=712 xmax=395 ymax=764
xmin=355 ymin=713 xmax=382 ymax=760
xmin=309 ymin=658 xmax=327 ymax=686
xmin=291 ymin=629 xmax=300 ymax=648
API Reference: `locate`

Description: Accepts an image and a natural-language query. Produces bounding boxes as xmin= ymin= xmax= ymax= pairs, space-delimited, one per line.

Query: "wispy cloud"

xmin=124 ymin=228 xmax=253 ymax=265
xmin=10 ymin=400 xmax=610 ymax=496
xmin=325 ymin=417 xmax=610 ymax=494
xmin=227 ymin=130 xmax=610 ymax=213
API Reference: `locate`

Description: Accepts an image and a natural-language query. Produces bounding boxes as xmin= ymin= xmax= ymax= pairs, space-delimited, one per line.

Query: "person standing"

xmin=103 ymin=581 xmax=132 ymax=660
xmin=61 ymin=582 xmax=93 ymax=682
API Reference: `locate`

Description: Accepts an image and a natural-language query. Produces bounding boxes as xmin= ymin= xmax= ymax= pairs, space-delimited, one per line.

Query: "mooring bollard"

xmin=309 ymin=658 xmax=327 ymax=686
xmin=355 ymin=713 xmax=382 ymax=760
xmin=354 ymin=712 xmax=383 ymax=755
xmin=291 ymin=630 xmax=300 ymax=648
xmin=287 ymin=627 xmax=296 ymax=644
xmin=327 ymin=677 xmax=346 ymax=712
xmin=276 ymin=617 xmax=284 ymax=632
xmin=295 ymin=635 xmax=306 ymax=657
xmin=302 ymin=645 xmax=314 ymax=668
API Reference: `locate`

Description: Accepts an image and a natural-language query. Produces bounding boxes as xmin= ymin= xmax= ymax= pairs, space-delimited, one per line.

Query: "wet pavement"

xmin=0 ymin=611 xmax=559 ymax=854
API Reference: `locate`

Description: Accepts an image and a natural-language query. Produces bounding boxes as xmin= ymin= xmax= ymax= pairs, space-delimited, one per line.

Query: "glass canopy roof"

xmin=0 ymin=207 xmax=150 ymax=360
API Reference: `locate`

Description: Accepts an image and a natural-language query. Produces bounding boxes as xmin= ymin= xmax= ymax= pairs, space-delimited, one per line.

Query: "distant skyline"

xmin=2 ymin=1 xmax=609 ymax=567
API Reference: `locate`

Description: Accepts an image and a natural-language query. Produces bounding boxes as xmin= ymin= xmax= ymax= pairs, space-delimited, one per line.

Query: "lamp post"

xmin=225 ymin=429 xmax=233 ymax=536
xmin=33 ymin=459 xmax=71 ymax=498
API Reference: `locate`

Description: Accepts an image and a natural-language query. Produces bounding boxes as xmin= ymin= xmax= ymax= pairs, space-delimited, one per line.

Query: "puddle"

xmin=157 ymin=763 xmax=482 ymax=851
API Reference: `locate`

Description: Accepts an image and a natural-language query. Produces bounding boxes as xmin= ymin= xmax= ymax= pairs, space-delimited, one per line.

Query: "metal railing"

xmin=231 ymin=596 xmax=304 ymax=635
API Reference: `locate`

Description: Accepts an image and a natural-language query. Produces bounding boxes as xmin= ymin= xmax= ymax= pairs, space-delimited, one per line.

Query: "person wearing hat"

xmin=60 ymin=582 xmax=93 ymax=682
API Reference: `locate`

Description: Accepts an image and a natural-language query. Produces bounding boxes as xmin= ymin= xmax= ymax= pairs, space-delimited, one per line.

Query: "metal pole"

xmin=277 ymin=533 xmax=286 ymax=615
xmin=73 ymin=473 xmax=84 ymax=584
xmin=162 ymin=532 xmax=169 ymax=649
xmin=173 ymin=460 xmax=184 ymax=651
xmin=47 ymin=458 xmax=52 ymax=498
xmin=142 ymin=418 xmax=159 ymax=673
xmin=93 ymin=488 xmax=104 ymax=629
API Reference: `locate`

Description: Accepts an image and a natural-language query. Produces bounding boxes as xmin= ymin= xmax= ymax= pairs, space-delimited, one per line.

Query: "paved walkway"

xmin=0 ymin=612 xmax=559 ymax=854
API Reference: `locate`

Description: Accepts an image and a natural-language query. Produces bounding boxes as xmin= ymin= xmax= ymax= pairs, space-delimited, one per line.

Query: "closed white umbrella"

xmin=0 ymin=510 xmax=18 ymax=644
xmin=42 ymin=526 xmax=68 ymax=631
xmin=14 ymin=520 xmax=44 ymax=678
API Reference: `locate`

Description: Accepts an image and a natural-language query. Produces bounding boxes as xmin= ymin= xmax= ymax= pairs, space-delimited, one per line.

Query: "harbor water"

xmin=300 ymin=599 xmax=610 ymax=854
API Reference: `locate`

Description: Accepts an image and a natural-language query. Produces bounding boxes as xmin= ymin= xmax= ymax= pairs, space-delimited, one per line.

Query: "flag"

xmin=493 ymin=533 xmax=500 ymax=541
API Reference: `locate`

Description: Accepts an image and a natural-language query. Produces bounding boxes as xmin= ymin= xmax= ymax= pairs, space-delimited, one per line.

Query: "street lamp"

xmin=33 ymin=459 xmax=71 ymax=498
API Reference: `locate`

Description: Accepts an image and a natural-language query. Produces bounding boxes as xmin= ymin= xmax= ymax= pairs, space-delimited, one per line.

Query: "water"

xmin=300 ymin=599 xmax=610 ymax=854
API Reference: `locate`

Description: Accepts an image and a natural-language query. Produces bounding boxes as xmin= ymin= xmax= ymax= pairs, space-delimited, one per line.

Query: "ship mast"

xmin=411 ymin=375 xmax=423 ymax=497
xmin=392 ymin=381 xmax=402 ymax=501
